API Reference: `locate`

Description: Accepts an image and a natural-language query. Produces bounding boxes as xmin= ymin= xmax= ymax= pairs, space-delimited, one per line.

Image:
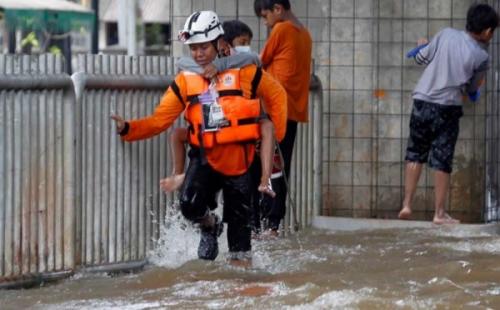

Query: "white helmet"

xmin=178 ymin=11 xmax=224 ymax=44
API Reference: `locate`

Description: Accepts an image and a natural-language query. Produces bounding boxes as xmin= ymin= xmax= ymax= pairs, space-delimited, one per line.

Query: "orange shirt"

xmin=122 ymin=64 xmax=287 ymax=176
xmin=261 ymin=20 xmax=312 ymax=123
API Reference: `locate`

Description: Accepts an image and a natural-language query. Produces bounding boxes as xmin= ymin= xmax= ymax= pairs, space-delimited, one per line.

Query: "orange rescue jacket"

xmin=183 ymin=69 xmax=261 ymax=149
xmin=121 ymin=64 xmax=287 ymax=176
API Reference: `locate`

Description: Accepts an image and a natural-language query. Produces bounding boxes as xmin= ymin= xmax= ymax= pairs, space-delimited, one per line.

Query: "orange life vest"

xmin=182 ymin=69 xmax=261 ymax=148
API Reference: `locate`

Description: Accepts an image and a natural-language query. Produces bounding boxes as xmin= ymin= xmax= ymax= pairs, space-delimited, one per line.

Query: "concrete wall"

xmin=171 ymin=0 xmax=486 ymax=222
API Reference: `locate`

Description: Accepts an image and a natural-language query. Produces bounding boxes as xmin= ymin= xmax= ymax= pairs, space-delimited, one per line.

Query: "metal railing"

xmin=284 ymin=73 xmax=323 ymax=232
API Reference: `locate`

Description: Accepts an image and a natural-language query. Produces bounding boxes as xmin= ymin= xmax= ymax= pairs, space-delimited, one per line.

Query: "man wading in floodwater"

xmin=111 ymin=11 xmax=287 ymax=266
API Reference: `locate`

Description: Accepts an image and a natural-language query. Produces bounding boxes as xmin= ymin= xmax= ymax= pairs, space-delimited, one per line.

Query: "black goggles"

xmin=178 ymin=23 xmax=221 ymax=42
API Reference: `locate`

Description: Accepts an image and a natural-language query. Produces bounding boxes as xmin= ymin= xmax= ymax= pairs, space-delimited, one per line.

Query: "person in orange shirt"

xmin=111 ymin=11 xmax=287 ymax=265
xmin=254 ymin=0 xmax=312 ymax=236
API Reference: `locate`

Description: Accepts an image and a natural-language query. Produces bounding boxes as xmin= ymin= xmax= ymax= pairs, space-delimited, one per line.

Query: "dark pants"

xmin=259 ymin=120 xmax=298 ymax=230
xmin=179 ymin=148 xmax=252 ymax=252
xmin=249 ymin=156 xmax=263 ymax=232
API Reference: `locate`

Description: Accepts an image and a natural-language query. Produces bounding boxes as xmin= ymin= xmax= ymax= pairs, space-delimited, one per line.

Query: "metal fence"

xmin=0 ymin=54 xmax=76 ymax=286
xmin=0 ymin=53 xmax=323 ymax=287
xmin=72 ymin=55 xmax=177 ymax=270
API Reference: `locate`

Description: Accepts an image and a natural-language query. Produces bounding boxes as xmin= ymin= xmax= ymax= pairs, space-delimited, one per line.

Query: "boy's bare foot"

xmin=258 ymin=179 xmax=276 ymax=197
xmin=433 ymin=213 xmax=460 ymax=225
xmin=398 ymin=206 xmax=412 ymax=220
xmin=160 ymin=173 xmax=185 ymax=192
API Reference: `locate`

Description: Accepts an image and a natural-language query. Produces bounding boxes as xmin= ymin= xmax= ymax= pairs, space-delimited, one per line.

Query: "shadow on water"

xmin=2 ymin=214 xmax=500 ymax=309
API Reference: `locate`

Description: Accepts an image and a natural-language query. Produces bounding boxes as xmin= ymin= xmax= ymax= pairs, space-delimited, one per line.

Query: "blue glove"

xmin=406 ymin=43 xmax=429 ymax=58
xmin=468 ymin=90 xmax=480 ymax=102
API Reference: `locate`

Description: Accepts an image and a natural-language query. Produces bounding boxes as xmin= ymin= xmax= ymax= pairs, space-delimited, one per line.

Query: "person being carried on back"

xmin=112 ymin=11 xmax=287 ymax=266
xmin=160 ymin=19 xmax=278 ymax=198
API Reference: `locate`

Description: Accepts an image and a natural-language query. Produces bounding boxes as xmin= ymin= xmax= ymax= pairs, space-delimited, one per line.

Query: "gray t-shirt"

xmin=413 ymin=28 xmax=489 ymax=106
xmin=176 ymin=52 xmax=261 ymax=74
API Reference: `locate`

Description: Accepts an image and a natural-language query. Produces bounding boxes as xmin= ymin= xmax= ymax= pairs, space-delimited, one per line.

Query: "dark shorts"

xmin=405 ymin=99 xmax=463 ymax=173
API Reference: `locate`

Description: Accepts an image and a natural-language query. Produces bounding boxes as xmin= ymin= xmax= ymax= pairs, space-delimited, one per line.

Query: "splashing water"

xmin=148 ymin=202 xmax=228 ymax=268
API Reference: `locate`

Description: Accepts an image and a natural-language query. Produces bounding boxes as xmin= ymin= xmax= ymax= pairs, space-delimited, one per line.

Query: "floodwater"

xmin=1 ymin=213 xmax=500 ymax=309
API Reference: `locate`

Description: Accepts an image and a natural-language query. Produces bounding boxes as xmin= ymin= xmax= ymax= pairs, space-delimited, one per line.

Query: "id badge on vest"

xmin=200 ymin=94 xmax=225 ymax=132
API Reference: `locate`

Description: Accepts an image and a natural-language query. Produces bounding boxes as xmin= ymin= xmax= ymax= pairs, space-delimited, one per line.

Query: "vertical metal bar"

xmin=38 ymin=91 xmax=47 ymax=273
xmin=149 ymin=91 xmax=158 ymax=248
xmin=313 ymin=81 xmax=324 ymax=218
xmin=136 ymin=91 xmax=145 ymax=260
xmin=4 ymin=91 xmax=14 ymax=278
xmin=0 ymin=90 xmax=5 ymax=277
xmin=117 ymin=90 xmax=125 ymax=262
xmin=130 ymin=89 xmax=139 ymax=260
xmin=84 ymin=91 xmax=93 ymax=265
xmin=74 ymin=70 xmax=83 ymax=267
xmin=80 ymin=89 xmax=87 ymax=265
xmin=63 ymin=86 xmax=75 ymax=270
xmin=46 ymin=92 xmax=56 ymax=273
xmin=123 ymin=89 xmax=132 ymax=262
xmin=100 ymin=89 xmax=109 ymax=264
xmin=21 ymin=91 xmax=30 ymax=275
xmin=29 ymin=90 xmax=38 ymax=274
xmin=93 ymin=89 xmax=102 ymax=264
xmin=109 ymin=89 xmax=117 ymax=263
xmin=13 ymin=91 xmax=22 ymax=277
xmin=55 ymin=91 xmax=64 ymax=270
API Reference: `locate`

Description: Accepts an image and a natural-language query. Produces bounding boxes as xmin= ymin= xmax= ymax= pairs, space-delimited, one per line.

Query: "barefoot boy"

xmin=400 ymin=4 xmax=498 ymax=224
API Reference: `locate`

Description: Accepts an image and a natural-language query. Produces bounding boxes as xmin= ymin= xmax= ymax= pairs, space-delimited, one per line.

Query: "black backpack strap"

xmin=186 ymin=94 xmax=200 ymax=105
xmin=218 ymin=89 xmax=243 ymax=97
xmin=250 ymin=66 xmax=263 ymax=99
xmin=170 ymin=81 xmax=185 ymax=107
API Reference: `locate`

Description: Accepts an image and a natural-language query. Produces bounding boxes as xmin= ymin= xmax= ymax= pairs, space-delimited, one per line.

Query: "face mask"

xmin=233 ymin=45 xmax=252 ymax=54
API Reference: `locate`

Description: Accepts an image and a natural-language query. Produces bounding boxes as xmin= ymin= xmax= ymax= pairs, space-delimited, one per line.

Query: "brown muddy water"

xmin=1 ymin=215 xmax=500 ymax=309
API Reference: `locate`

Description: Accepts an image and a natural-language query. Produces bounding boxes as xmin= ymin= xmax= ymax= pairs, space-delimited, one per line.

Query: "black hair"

xmin=211 ymin=39 xmax=219 ymax=51
xmin=254 ymin=0 xmax=263 ymax=16
xmin=253 ymin=0 xmax=290 ymax=16
xmin=466 ymin=3 xmax=499 ymax=33
xmin=222 ymin=20 xmax=253 ymax=46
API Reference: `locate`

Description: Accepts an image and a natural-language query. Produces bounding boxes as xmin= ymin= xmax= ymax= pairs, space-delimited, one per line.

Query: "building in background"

xmin=0 ymin=0 xmax=94 ymax=73
xmin=96 ymin=0 xmax=171 ymax=55
xmin=0 ymin=0 xmax=172 ymax=57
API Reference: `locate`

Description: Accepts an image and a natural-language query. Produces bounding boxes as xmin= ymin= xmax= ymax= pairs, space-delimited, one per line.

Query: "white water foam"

xmin=433 ymin=239 xmax=500 ymax=254
xmin=148 ymin=204 xmax=228 ymax=268
xmin=287 ymin=287 xmax=376 ymax=310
